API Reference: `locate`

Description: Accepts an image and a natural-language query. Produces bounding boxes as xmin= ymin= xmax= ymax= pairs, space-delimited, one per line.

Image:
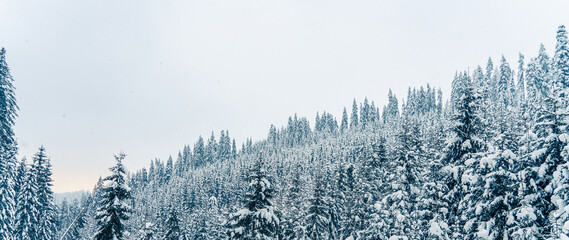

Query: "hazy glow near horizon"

xmin=1 ymin=0 xmax=568 ymax=193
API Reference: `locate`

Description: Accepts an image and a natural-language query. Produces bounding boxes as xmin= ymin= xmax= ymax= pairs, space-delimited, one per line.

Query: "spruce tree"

xmin=442 ymin=73 xmax=484 ymax=163
xmin=164 ymin=208 xmax=182 ymax=240
xmin=360 ymin=97 xmax=370 ymax=128
xmin=193 ymin=136 xmax=205 ymax=168
xmin=0 ymin=47 xmax=18 ymax=240
xmin=32 ymin=146 xmax=57 ymax=240
xmin=518 ymin=53 xmax=526 ymax=104
xmin=461 ymin=151 xmax=517 ymax=239
xmin=440 ymin=73 xmax=484 ymax=238
xmin=383 ymin=89 xmax=400 ymax=123
xmin=350 ymin=99 xmax=359 ymax=129
xmin=383 ymin=111 xmax=423 ymax=238
xmin=305 ymin=176 xmax=330 ymax=240
xmin=509 ymin=28 xmax=569 ymax=239
xmin=341 ymin=107 xmax=349 ymax=133
xmin=281 ymin=163 xmax=305 ymax=240
xmin=226 ymin=156 xmax=280 ymax=239
xmin=15 ymin=158 xmax=39 ymax=240
xmin=554 ymin=25 xmax=569 ymax=89
xmin=94 ymin=153 xmax=132 ymax=240
xmin=536 ymin=25 xmax=569 ymax=239
xmin=232 ymin=139 xmax=238 ymax=159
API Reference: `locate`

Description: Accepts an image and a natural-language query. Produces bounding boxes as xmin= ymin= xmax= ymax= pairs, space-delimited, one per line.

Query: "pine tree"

xmin=140 ymin=222 xmax=157 ymax=240
xmin=281 ymin=163 xmax=305 ymax=240
xmin=15 ymin=158 xmax=39 ymax=240
xmin=539 ymin=25 xmax=569 ymax=239
xmin=486 ymin=58 xmax=494 ymax=82
xmin=525 ymin=45 xmax=552 ymax=125
xmin=305 ymin=177 xmax=330 ymax=240
xmin=509 ymin=28 xmax=569 ymax=239
xmin=205 ymin=132 xmax=218 ymax=164
xmin=166 ymin=155 xmax=173 ymax=182
xmin=0 ymin=47 xmax=18 ymax=240
xmin=232 ymin=139 xmax=238 ymax=159
xmin=518 ymin=53 xmax=526 ymax=104
xmin=164 ymin=208 xmax=182 ymax=240
xmin=226 ymin=156 xmax=280 ymax=239
xmin=32 ymin=146 xmax=57 ymax=240
xmin=461 ymin=151 xmax=517 ymax=239
xmin=383 ymin=111 xmax=423 ymax=238
xmin=442 ymin=73 xmax=484 ymax=163
xmin=451 ymin=72 xmax=464 ymax=110
xmin=13 ymin=157 xmax=26 ymax=202
xmin=554 ymin=25 xmax=569 ymax=90
xmin=94 ymin=153 xmax=132 ymax=240
xmin=268 ymin=125 xmax=277 ymax=144
xmin=193 ymin=136 xmax=205 ymax=168
xmin=360 ymin=97 xmax=370 ymax=128
xmin=350 ymin=99 xmax=359 ymax=129
xmin=341 ymin=107 xmax=349 ymax=133
xmin=383 ymin=89 xmax=400 ymax=123
xmin=361 ymin=140 xmax=390 ymax=240
xmin=440 ymin=73 xmax=484 ymax=238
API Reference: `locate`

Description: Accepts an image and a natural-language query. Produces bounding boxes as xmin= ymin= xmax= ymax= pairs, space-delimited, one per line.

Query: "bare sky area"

xmin=1 ymin=0 xmax=568 ymax=192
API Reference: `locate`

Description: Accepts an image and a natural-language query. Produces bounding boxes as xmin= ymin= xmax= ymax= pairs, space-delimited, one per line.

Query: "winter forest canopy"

xmin=1 ymin=25 xmax=569 ymax=239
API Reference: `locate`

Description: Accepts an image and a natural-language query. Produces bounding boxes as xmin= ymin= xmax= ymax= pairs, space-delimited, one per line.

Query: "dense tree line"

xmin=26 ymin=25 xmax=569 ymax=239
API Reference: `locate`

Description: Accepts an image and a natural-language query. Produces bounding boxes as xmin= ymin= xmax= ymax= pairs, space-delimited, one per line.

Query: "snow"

xmin=464 ymin=219 xmax=475 ymax=232
xmin=476 ymin=222 xmax=490 ymax=239
xmin=442 ymin=165 xmax=460 ymax=180
xmin=480 ymin=155 xmax=496 ymax=169
xmin=531 ymin=148 xmax=547 ymax=160
xmin=539 ymin=162 xmax=548 ymax=178
xmin=258 ymin=207 xmax=279 ymax=225
xmin=559 ymin=133 xmax=569 ymax=143
xmin=429 ymin=219 xmax=447 ymax=237
xmin=396 ymin=212 xmax=406 ymax=222
xmin=502 ymin=149 xmax=516 ymax=159
xmin=388 ymin=236 xmax=408 ymax=240
xmin=461 ymin=172 xmax=478 ymax=185
xmin=235 ymin=209 xmax=251 ymax=217
xmin=516 ymin=206 xmax=537 ymax=221
xmin=461 ymin=139 xmax=472 ymax=151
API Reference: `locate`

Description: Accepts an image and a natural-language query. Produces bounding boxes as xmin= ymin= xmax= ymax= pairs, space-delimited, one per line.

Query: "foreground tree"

xmin=32 ymin=146 xmax=57 ymax=240
xmin=439 ymin=73 xmax=485 ymax=238
xmin=541 ymin=24 xmax=569 ymax=239
xmin=226 ymin=155 xmax=280 ymax=239
xmin=15 ymin=159 xmax=39 ymax=240
xmin=0 ymin=47 xmax=18 ymax=240
xmin=94 ymin=153 xmax=132 ymax=240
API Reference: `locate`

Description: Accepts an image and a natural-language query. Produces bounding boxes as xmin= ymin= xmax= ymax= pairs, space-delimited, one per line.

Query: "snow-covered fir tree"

xmin=439 ymin=72 xmax=485 ymax=238
xmin=226 ymin=155 xmax=280 ymax=239
xmin=94 ymin=153 xmax=132 ymax=240
xmin=0 ymin=47 xmax=18 ymax=240
xmin=15 ymin=158 xmax=39 ymax=240
xmin=164 ymin=208 xmax=183 ymax=240
xmin=32 ymin=146 xmax=57 ymax=240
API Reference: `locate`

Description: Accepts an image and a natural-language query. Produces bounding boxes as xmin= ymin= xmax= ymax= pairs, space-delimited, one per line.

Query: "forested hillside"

xmin=9 ymin=25 xmax=569 ymax=239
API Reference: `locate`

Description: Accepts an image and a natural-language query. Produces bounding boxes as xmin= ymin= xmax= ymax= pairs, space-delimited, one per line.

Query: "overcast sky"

xmin=1 ymin=0 xmax=568 ymax=192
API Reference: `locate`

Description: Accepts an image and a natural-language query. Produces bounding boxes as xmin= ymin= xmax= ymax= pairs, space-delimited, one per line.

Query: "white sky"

xmin=1 ymin=0 xmax=568 ymax=192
